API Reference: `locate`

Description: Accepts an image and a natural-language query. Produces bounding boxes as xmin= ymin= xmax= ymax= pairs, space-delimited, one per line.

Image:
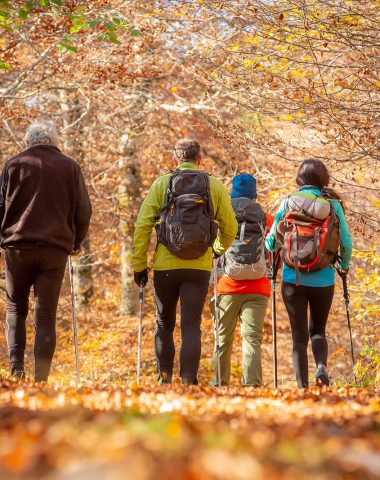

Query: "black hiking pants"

xmin=281 ymin=282 xmax=335 ymax=388
xmin=153 ymin=269 xmax=211 ymax=384
xmin=4 ymin=246 xmax=68 ymax=381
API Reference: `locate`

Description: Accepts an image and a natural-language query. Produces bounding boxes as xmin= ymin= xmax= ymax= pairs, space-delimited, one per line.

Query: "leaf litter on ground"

xmin=0 ymin=378 xmax=378 ymax=480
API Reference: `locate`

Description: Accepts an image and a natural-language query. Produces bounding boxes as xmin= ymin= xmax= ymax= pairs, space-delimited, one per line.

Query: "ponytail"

xmin=321 ymin=187 xmax=345 ymax=213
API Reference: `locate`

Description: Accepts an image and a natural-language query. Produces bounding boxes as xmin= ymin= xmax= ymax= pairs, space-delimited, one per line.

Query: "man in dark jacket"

xmin=0 ymin=121 xmax=92 ymax=381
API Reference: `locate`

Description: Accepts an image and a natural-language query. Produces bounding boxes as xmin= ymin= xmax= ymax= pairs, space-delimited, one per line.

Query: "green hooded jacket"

xmin=132 ymin=162 xmax=238 ymax=272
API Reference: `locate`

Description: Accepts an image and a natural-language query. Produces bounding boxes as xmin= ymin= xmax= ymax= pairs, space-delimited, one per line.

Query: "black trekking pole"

xmin=267 ymin=249 xmax=281 ymax=388
xmin=337 ymin=269 xmax=357 ymax=383
xmin=137 ymin=283 xmax=144 ymax=384
xmin=68 ymin=256 xmax=80 ymax=385
xmin=213 ymin=259 xmax=221 ymax=387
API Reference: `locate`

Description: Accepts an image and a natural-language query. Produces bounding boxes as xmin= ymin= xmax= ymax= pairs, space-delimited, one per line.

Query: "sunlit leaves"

xmin=18 ymin=9 xmax=28 ymax=20
xmin=0 ymin=59 xmax=10 ymax=69
xmin=288 ymin=70 xmax=306 ymax=78
xmin=280 ymin=113 xmax=293 ymax=122
xmin=69 ymin=14 xmax=89 ymax=34
xmin=0 ymin=377 xmax=377 ymax=479
xmin=57 ymin=36 xmax=77 ymax=52
xmin=0 ymin=2 xmax=141 ymax=65
xmin=129 ymin=27 xmax=139 ymax=37
xmin=303 ymin=95 xmax=312 ymax=104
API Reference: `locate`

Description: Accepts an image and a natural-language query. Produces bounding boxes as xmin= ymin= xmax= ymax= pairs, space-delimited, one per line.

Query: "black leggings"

xmin=154 ymin=269 xmax=210 ymax=383
xmin=5 ymin=247 xmax=67 ymax=381
xmin=281 ymin=282 xmax=335 ymax=388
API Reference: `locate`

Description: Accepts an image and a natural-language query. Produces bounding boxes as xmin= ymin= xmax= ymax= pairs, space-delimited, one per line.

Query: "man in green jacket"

xmin=132 ymin=139 xmax=237 ymax=385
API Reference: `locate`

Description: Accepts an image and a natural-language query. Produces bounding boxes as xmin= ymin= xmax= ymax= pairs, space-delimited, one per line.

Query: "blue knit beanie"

xmin=231 ymin=174 xmax=257 ymax=199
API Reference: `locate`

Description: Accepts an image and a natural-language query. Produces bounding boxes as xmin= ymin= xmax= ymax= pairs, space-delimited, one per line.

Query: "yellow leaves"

xmin=229 ymin=44 xmax=240 ymax=52
xmin=165 ymin=414 xmax=182 ymax=437
xmin=268 ymin=189 xmax=281 ymax=202
xmin=286 ymin=34 xmax=299 ymax=43
xmin=243 ymin=59 xmax=255 ymax=68
xmin=375 ymin=81 xmax=380 ymax=89
xmin=353 ymin=174 xmax=364 ymax=184
xmin=303 ymin=95 xmax=312 ymax=104
xmin=373 ymin=200 xmax=380 ymax=208
xmin=171 ymin=85 xmax=177 ymax=93
xmin=290 ymin=70 xmax=306 ymax=78
xmin=370 ymin=399 xmax=380 ymax=413
xmin=279 ymin=113 xmax=293 ymax=122
xmin=243 ymin=35 xmax=261 ymax=46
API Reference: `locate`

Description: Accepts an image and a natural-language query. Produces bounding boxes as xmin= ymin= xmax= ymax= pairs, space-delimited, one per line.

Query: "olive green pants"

xmin=211 ymin=294 xmax=269 ymax=386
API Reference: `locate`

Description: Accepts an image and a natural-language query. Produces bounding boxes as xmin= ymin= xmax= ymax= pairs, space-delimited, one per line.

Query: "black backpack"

xmin=155 ymin=169 xmax=218 ymax=259
xmin=221 ymin=198 xmax=268 ymax=280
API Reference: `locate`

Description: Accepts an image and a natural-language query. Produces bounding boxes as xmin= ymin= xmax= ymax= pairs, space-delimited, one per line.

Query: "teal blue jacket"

xmin=265 ymin=186 xmax=352 ymax=287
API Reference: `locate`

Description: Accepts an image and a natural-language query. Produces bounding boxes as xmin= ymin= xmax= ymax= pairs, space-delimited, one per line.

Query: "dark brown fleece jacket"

xmin=0 ymin=144 xmax=92 ymax=253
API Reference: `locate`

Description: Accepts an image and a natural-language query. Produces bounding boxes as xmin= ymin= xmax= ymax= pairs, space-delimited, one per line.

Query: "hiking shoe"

xmin=209 ymin=379 xmax=228 ymax=387
xmin=181 ymin=375 xmax=198 ymax=386
xmin=158 ymin=371 xmax=172 ymax=384
xmin=316 ymin=365 xmax=329 ymax=386
xmin=10 ymin=366 xmax=25 ymax=380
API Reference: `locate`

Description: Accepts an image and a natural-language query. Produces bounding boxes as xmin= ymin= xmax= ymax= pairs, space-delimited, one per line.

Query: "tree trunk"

xmin=60 ymin=94 xmax=93 ymax=306
xmin=118 ymin=78 xmax=152 ymax=316
xmin=118 ymin=150 xmax=141 ymax=315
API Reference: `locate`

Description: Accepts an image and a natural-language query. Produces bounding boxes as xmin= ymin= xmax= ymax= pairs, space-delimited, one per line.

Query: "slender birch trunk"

xmin=60 ymin=94 xmax=93 ymax=305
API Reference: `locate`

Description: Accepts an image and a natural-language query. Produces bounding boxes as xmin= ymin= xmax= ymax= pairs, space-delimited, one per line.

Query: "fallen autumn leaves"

xmin=0 ymin=379 xmax=379 ymax=480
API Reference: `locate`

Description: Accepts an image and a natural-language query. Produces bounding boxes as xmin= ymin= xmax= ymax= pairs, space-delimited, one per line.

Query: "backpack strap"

xmin=259 ymin=208 xmax=267 ymax=235
xmin=315 ymin=227 xmax=322 ymax=258
xmin=202 ymin=171 xmax=215 ymax=219
xmin=294 ymin=227 xmax=300 ymax=285
xmin=160 ymin=172 xmax=176 ymax=213
xmin=240 ymin=221 xmax=246 ymax=241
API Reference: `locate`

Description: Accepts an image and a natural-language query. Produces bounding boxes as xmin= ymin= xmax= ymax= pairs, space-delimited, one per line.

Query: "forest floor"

xmin=0 ymin=272 xmax=378 ymax=480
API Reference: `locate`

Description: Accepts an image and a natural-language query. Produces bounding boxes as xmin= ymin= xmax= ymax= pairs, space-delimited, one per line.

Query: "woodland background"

xmin=0 ymin=1 xmax=379 ymax=479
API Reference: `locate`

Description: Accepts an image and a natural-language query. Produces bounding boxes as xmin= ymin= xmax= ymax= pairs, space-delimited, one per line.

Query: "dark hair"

xmin=296 ymin=158 xmax=344 ymax=208
xmin=296 ymin=158 xmax=330 ymax=190
xmin=174 ymin=138 xmax=201 ymax=162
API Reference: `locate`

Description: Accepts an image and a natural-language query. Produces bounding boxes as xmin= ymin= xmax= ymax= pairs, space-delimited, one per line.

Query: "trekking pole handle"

xmin=337 ymin=269 xmax=350 ymax=302
xmin=139 ymin=284 xmax=144 ymax=302
xmin=267 ymin=249 xmax=281 ymax=281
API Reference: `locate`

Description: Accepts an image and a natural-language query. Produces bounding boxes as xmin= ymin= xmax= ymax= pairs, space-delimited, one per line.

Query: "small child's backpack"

xmin=155 ymin=169 xmax=218 ymax=259
xmin=221 ymin=198 xmax=268 ymax=280
xmin=276 ymin=191 xmax=340 ymax=284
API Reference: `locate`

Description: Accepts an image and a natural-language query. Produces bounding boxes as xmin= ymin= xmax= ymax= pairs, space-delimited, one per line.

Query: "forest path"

xmin=0 ymin=275 xmax=378 ymax=479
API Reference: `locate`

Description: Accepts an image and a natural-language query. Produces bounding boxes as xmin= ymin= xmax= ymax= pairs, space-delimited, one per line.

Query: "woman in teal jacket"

xmin=266 ymin=159 xmax=352 ymax=387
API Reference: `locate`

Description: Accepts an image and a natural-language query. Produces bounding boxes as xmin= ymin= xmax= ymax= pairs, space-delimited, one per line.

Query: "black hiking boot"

xmin=316 ymin=364 xmax=329 ymax=386
xmin=11 ymin=364 xmax=25 ymax=380
xmin=158 ymin=371 xmax=172 ymax=384
xmin=11 ymin=370 xmax=25 ymax=380
xmin=181 ymin=374 xmax=198 ymax=386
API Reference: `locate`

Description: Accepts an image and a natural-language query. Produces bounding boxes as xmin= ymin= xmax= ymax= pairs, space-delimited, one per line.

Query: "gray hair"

xmin=174 ymin=138 xmax=201 ymax=162
xmin=25 ymin=121 xmax=59 ymax=148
